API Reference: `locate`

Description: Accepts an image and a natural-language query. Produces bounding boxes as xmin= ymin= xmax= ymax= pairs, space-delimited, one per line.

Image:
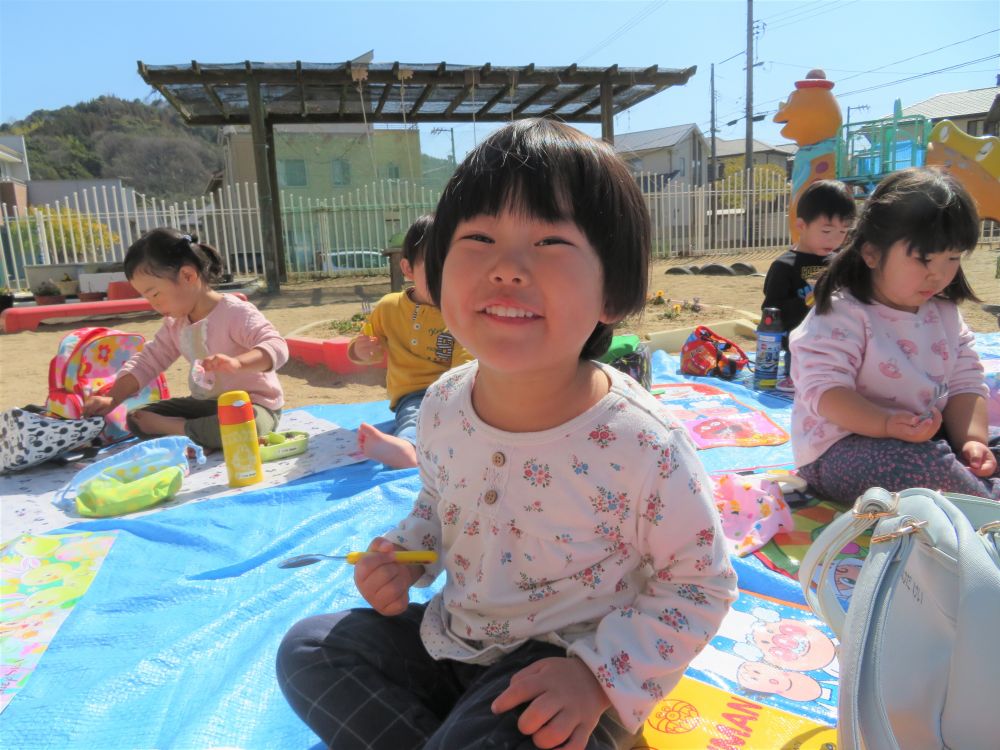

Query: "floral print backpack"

xmin=45 ymin=326 xmax=170 ymax=444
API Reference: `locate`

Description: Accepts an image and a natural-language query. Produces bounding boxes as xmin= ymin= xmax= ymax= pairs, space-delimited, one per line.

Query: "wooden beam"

xmin=513 ymin=82 xmax=558 ymax=115
xmin=477 ymin=85 xmax=510 ymax=118
xmin=139 ymin=63 xmax=694 ymax=88
xmin=193 ymin=60 xmax=228 ymax=120
xmin=180 ymin=111 xmax=606 ymax=126
xmin=444 ymin=85 xmax=473 ymax=117
xmin=374 ymin=81 xmax=393 ymax=116
xmin=410 ymin=83 xmax=436 ymax=117
xmin=540 ymin=84 xmax=594 ymax=117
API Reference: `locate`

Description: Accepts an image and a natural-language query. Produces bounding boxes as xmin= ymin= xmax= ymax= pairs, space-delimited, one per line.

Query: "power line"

xmin=713 ymin=52 xmax=1000 ymax=125
xmin=766 ymin=0 xmax=861 ymax=32
xmin=759 ymin=0 xmax=825 ymax=23
xmin=765 ymin=60 xmax=999 ymax=75
xmin=835 ymin=54 xmax=1000 ymax=98
xmin=835 ymin=28 xmax=999 ymax=83
xmin=575 ymin=0 xmax=670 ymax=63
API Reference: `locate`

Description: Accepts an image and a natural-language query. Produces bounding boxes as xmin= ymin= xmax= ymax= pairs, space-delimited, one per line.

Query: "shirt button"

xmin=484 ymin=489 xmax=498 ymax=505
xmin=491 ymin=451 xmax=506 ymax=467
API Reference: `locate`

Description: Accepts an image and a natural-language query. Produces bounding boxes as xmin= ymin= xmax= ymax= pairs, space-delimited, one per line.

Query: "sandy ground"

xmin=2 ymin=247 xmax=997 ymax=411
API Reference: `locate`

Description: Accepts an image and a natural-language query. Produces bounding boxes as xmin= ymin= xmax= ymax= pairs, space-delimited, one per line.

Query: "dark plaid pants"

xmin=275 ymin=603 xmax=638 ymax=750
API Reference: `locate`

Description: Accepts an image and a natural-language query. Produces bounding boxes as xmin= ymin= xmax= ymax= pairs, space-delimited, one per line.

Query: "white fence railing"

xmin=2 ymin=173 xmax=996 ymax=292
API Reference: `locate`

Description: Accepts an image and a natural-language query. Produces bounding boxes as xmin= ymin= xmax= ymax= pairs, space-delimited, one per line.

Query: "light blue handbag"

xmin=800 ymin=487 xmax=1000 ymax=750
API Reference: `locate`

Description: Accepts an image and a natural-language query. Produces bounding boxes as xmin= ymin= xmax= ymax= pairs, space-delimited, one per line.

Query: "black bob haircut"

xmin=796 ymin=179 xmax=856 ymax=223
xmin=813 ymin=167 xmax=981 ymax=314
xmin=401 ymin=213 xmax=434 ymax=266
xmin=423 ymin=118 xmax=651 ymax=360
xmin=123 ymin=227 xmax=224 ymax=284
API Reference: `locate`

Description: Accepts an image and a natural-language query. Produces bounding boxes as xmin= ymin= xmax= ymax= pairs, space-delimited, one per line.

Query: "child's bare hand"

xmin=202 ymin=354 xmax=241 ymax=373
xmin=83 ymin=395 xmax=115 ymax=417
xmin=961 ymin=440 xmax=997 ymax=477
xmin=354 ymin=537 xmax=419 ymax=616
xmin=353 ymin=336 xmax=384 ymax=364
xmin=885 ymin=408 xmax=941 ymax=443
xmin=491 ymin=656 xmax=610 ymax=750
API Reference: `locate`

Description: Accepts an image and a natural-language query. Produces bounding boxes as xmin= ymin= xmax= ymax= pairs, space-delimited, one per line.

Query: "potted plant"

xmin=32 ymin=279 xmax=66 ymax=305
xmin=0 ymin=285 xmax=14 ymax=313
xmin=56 ymin=273 xmax=80 ymax=298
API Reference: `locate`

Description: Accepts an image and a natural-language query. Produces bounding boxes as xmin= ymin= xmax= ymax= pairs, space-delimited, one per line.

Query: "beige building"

xmin=712 ymin=138 xmax=797 ymax=180
xmin=614 ymin=123 xmax=710 ymax=187
xmin=218 ymin=123 xmax=423 ymax=200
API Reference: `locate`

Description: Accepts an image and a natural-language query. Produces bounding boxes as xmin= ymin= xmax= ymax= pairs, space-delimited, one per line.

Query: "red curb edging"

xmin=286 ymin=336 xmax=386 ymax=375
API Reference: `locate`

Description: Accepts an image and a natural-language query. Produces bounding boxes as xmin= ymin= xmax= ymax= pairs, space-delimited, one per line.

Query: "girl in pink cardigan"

xmin=84 ymin=228 xmax=287 ymax=449
xmin=790 ymin=168 xmax=998 ymax=502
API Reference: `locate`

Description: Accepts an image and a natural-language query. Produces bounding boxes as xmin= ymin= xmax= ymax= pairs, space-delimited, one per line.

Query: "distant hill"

xmin=0 ymin=96 xmax=222 ymax=203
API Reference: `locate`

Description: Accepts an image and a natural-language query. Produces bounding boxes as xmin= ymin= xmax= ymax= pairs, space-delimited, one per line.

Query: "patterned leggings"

xmin=275 ymin=604 xmax=637 ymax=750
xmin=798 ymin=428 xmax=1000 ymax=504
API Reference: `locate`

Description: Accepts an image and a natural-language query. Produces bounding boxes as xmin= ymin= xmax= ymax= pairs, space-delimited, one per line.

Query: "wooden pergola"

xmin=138 ymin=59 xmax=696 ymax=292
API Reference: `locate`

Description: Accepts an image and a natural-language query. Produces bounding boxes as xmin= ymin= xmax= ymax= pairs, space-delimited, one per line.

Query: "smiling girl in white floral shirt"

xmin=277 ymin=119 xmax=737 ymax=750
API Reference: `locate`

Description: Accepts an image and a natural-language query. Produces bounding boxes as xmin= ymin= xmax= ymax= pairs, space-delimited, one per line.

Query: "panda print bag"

xmin=0 ymin=406 xmax=104 ymax=473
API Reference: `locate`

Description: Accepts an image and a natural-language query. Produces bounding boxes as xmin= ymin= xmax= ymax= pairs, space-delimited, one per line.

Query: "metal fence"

xmin=2 ymin=173 xmax=996 ymax=292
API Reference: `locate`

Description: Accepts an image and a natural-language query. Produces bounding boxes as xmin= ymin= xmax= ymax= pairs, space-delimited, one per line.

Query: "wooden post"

xmin=600 ymin=81 xmax=614 ymax=144
xmin=264 ymin=122 xmax=287 ymax=283
xmin=246 ymin=76 xmax=281 ymax=294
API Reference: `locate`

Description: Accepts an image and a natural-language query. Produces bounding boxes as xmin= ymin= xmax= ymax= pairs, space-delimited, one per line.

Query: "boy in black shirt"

xmin=762 ymin=179 xmax=856 ymax=391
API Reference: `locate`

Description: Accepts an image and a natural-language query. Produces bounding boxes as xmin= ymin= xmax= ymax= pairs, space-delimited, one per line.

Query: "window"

xmin=384 ymin=162 xmax=401 ymax=180
xmin=966 ymin=120 xmax=983 ymax=137
xmin=278 ymin=159 xmax=307 ymax=187
xmin=332 ymin=159 xmax=351 ymax=186
xmin=679 ymin=157 xmax=686 ymax=177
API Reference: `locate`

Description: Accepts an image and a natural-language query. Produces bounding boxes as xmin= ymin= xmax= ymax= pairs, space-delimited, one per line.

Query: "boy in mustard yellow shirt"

xmin=348 ymin=214 xmax=472 ymax=468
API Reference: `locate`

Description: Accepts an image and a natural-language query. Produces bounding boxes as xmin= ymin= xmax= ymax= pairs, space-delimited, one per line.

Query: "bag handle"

xmin=798 ymin=486 xmax=897 ymax=635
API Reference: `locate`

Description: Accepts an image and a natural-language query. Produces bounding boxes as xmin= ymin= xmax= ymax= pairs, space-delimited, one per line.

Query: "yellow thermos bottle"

xmin=218 ymin=390 xmax=264 ymax=488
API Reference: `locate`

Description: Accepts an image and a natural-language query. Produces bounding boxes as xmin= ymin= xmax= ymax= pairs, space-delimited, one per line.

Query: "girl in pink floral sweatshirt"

xmin=84 ymin=228 xmax=287 ymax=449
xmin=791 ymin=168 xmax=998 ymax=502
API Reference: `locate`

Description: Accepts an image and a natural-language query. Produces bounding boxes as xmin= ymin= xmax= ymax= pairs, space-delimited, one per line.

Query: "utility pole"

xmin=744 ymin=0 xmax=754 ymax=248
xmin=431 ymin=127 xmax=457 ymax=165
xmin=710 ymin=63 xmax=718 ymax=249
xmin=846 ymin=104 xmax=869 ymax=128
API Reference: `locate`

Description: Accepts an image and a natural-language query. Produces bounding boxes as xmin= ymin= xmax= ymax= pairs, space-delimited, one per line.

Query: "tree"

xmin=716 ymin=159 xmax=788 ymax=209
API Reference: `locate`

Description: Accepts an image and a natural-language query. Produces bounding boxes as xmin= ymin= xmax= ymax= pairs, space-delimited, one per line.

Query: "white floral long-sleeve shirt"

xmin=386 ymin=361 xmax=737 ymax=732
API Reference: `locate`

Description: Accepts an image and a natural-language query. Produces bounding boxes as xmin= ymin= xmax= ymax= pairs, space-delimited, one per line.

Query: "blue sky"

xmin=1 ymin=0 xmax=997 ymax=162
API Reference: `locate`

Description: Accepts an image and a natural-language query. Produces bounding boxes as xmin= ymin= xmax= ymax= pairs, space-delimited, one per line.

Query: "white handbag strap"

xmin=939 ymin=496 xmax=1000 ymax=745
xmin=838 ymin=515 xmax=910 ymax=750
xmin=798 ymin=487 xmax=897 ymax=635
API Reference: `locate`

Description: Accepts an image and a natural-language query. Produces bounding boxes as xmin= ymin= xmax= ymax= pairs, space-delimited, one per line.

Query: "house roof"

xmin=0 ymin=144 xmax=22 ymax=164
xmin=137 ymin=60 xmax=697 ymax=127
xmin=900 ymin=87 xmax=999 ymax=120
xmin=613 ymin=123 xmax=699 ymax=154
xmin=713 ymin=137 xmax=797 ymax=158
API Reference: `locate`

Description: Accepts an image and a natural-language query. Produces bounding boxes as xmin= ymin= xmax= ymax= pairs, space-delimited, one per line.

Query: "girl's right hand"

xmin=354 ymin=537 xmax=421 ymax=616
xmin=83 ymin=395 xmax=116 ymax=417
xmin=885 ymin=408 xmax=942 ymax=443
xmin=352 ymin=336 xmax=384 ymax=364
